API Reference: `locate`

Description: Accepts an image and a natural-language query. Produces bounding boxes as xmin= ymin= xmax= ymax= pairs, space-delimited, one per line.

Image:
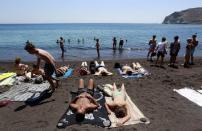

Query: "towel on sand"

xmin=0 ymin=75 xmax=16 ymax=86
xmin=103 ymin=84 xmax=150 ymax=127
xmin=0 ymin=72 xmax=16 ymax=81
xmin=52 ymin=68 xmax=74 ymax=79
xmin=57 ymin=89 xmax=111 ymax=128
xmin=0 ymin=82 xmax=50 ymax=102
xmin=116 ymin=68 xmax=144 ymax=78
xmin=105 ymin=93 xmax=150 ymax=127
xmin=174 ymin=87 xmax=202 ymax=107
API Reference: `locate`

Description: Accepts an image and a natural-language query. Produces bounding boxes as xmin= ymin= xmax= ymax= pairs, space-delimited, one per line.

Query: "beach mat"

xmin=53 ymin=68 xmax=74 ymax=79
xmin=57 ymin=89 xmax=111 ymax=128
xmin=174 ymin=87 xmax=202 ymax=107
xmin=0 ymin=75 xmax=16 ymax=86
xmin=0 ymin=72 xmax=16 ymax=81
xmin=105 ymin=91 xmax=150 ymax=127
xmin=0 ymin=82 xmax=50 ymax=102
xmin=116 ymin=68 xmax=144 ymax=78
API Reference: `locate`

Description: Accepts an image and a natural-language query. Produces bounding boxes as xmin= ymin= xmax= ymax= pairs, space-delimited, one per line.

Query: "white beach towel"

xmin=174 ymin=87 xmax=202 ymax=107
xmin=105 ymin=92 xmax=150 ymax=127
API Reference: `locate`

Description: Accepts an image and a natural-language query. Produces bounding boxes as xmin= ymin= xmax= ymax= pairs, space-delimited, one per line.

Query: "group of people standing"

xmin=112 ymin=37 xmax=126 ymax=50
xmin=147 ymin=34 xmax=199 ymax=68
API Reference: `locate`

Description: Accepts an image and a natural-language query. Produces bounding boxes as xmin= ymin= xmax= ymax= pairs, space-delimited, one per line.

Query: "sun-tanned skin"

xmin=94 ymin=67 xmax=113 ymax=76
xmin=56 ymin=65 xmax=69 ymax=76
xmin=70 ymin=79 xmax=99 ymax=115
xmin=14 ymin=58 xmax=29 ymax=76
xmin=31 ymin=66 xmax=44 ymax=78
xmin=24 ymin=42 xmax=58 ymax=92
xmin=121 ymin=64 xmax=138 ymax=74
xmin=105 ymin=83 xmax=131 ymax=126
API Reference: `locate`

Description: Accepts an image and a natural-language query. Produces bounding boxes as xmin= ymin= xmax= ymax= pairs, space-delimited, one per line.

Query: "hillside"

xmin=163 ymin=7 xmax=202 ymax=24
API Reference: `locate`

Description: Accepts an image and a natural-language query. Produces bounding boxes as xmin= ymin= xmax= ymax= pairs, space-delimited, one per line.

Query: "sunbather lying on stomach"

xmin=31 ymin=65 xmax=69 ymax=78
xmin=56 ymin=65 xmax=69 ymax=77
xmin=105 ymin=83 xmax=131 ymax=126
xmin=118 ymin=62 xmax=140 ymax=75
xmin=70 ymin=79 xmax=99 ymax=121
xmin=94 ymin=61 xmax=113 ymax=76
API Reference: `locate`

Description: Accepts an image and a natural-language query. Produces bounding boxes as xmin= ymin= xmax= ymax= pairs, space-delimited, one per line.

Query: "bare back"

xmin=35 ymin=49 xmax=55 ymax=65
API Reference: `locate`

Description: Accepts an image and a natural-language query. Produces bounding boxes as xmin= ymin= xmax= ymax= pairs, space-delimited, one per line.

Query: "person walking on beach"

xmin=96 ymin=39 xmax=100 ymax=58
xmin=169 ymin=36 xmax=180 ymax=68
xmin=24 ymin=41 xmax=59 ymax=93
xmin=155 ymin=37 xmax=168 ymax=67
xmin=184 ymin=38 xmax=193 ymax=68
xmin=190 ymin=34 xmax=199 ymax=65
xmin=147 ymin=35 xmax=157 ymax=62
xmin=119 ymin=39 xmax=124 ymax=50
xmin=112 ymin=37 xmax=117 ymax=50
xmin=57 ymin=37 xmax=65 ymax=58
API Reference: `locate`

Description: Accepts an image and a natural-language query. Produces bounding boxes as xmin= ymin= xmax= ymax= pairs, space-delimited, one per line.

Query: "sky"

xmin=0 ymin=0 xmax=201 ymax=24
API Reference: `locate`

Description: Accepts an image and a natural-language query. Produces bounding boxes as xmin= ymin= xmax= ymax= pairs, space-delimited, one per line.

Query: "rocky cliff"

xmin=163 ymin=7 xmax=202 ymax=24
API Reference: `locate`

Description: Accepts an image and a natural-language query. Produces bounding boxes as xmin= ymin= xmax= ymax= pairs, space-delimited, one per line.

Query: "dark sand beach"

xmin=0 ymin=57 xmax=202 ymax=131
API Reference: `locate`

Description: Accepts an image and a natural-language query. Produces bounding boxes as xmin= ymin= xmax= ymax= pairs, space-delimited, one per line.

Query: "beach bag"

xmin=89 ymin=61 xmax=96 ymax=74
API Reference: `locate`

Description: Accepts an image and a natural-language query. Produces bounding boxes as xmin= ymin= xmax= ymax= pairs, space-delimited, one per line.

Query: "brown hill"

xmin=163 ymin=7 xmax=202 ymax=24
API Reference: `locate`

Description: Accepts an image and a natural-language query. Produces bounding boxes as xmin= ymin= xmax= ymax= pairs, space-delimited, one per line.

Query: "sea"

xmin=0 ymin=23 xmax=201 ymax=61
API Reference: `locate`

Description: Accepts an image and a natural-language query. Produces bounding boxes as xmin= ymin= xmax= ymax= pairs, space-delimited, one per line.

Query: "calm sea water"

xmin=0 ymin=23 xmax=201 ymax=61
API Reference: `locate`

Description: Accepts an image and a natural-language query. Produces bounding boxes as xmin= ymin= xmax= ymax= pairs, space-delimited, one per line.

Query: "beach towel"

xmin=57 ymin=89 xmax=111 ymax=128
xmin=0 ymin=82 xmax=50 ymax=102
xmin=0 ymin=75 xmax=16 ymax=86
xmin=135 ymin=62 xmax=150 ymax=76
xmin=105 ymin=90 xmax=150 ymax=127
xmin=174 ymin=87 xmax=202 ymax=107
xmin=52 ymin=68 xmax=74 ymax=79
xmin=0 ymin=72 xmax=16 ymax=81
xmin=116 ymin=68 xmax=144 ymax=78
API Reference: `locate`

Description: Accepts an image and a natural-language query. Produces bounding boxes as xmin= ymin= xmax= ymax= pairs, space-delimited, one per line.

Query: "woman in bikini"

xmin=105 ymin=83 xmax=131 ymax=126
xmin=94 ymin=61 xmax=113 ymax=76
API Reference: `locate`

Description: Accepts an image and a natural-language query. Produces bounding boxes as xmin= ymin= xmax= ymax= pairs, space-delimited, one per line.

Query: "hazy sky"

xmin=0 ymin=0 xmax=201 ymax=23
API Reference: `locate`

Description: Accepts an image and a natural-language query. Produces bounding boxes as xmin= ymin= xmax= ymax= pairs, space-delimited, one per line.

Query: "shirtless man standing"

xmin=24 ymin=41 xmax=58 ymax=92
xmin=70 ymin=79 xmax=99 ymax=120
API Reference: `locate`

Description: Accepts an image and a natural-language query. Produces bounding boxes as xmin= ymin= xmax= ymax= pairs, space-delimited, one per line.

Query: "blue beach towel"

xmin=122 ymin=74 xmax=144 ymax=78
xmin=53 ymin=68 xmax=74 ymax=79
xmin=116 ymin=68 xmax=144 ymax=78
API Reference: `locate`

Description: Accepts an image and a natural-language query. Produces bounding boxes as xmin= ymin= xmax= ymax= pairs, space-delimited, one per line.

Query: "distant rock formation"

xmin=163 ymin=7 xmax=202 ymax=24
